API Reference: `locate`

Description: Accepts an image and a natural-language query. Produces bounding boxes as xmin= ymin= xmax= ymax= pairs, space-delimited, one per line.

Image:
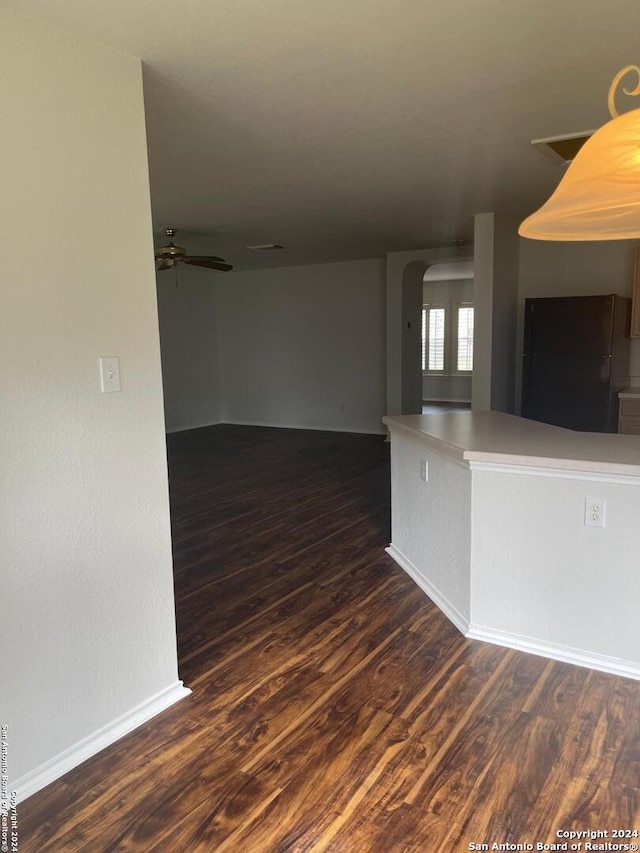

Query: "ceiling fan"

xmin=155 ymin=229 xmax=233 ymax=272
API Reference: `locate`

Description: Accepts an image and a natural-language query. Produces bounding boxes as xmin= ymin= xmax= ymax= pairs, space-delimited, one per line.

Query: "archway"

xmin=386 ymin=247 xmax=474 ymax=416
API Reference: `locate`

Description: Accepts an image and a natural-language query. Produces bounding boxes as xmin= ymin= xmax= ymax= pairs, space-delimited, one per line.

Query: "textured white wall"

xmin=156 ymin=265 xmax=221 ymax=432
xmin=471 ymin=469 xmax=640 ymax=664
xmin=518 ymin=239 xmax=637 ymax=297
xmin=472 ymin=213 xmax=495 ymax=411
xmin=491 ymin=216 xmax=520 ymax=413
xmin=1 ymin=11 xmax=181 ymax=786
xmin=400 ymin=262 xmax=424 ymax=415
xmin=216 ymin=259 xmax=386 ymax=433
xmin=422 ymin=278 xmax=474 ymax=307
xmin=389 ymin=433 xmax=472 ymax=622
xmin=472 ymin=213 xmax=520 ymax=413
xmin=422 ymin=375 xmax=472 ymax=403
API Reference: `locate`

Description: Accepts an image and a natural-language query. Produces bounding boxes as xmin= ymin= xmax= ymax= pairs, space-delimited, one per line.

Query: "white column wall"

xmin=472 ymin=213 xmax=520 ymax=413
xmin=388 ymin=433 xmax=472 ymax=629
xmin=1 ymin=10 xmax=185 ymax=796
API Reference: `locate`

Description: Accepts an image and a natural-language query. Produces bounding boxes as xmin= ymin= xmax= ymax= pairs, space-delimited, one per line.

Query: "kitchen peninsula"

xmin=383 ymin=411 xmax=640 ymax=679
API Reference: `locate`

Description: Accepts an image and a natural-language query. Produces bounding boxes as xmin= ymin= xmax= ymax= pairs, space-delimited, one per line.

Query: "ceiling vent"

xmin=531 ymin=130 xmax=595 ymax=166
xmin=246 ymin=243 xmax=284 ymax=251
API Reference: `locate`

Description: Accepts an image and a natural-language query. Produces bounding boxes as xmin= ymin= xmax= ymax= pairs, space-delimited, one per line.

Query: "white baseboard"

xmin=167 ymin=418 xmax=386 ymax=437
xmin=222 ymin=419 xmax=386 ymax=436
xmin=421 ymin=398 xmax=471 ymax=404
xmin=14 ymin=681 xmax=192 ymax=803
xmin=165 ymin=419 xmax=222 ymax=434
xmin=466 ymin=625 xmax=640 ymax=681
xmin=385 ymin=544 xmax=470 ymax=635
xmin=386 ymin=545 xmax=640 ymax=682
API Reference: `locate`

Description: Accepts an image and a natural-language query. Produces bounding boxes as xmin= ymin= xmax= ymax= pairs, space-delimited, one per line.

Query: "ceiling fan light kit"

xmin=155 ymin=228 xmax=233 ymax=272
xmin=519 ymin=65 xmax=640 ymax=241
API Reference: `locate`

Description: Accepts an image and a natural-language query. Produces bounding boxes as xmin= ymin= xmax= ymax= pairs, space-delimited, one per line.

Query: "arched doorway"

xmin=386 ymin=247 xmax=474 ymax=416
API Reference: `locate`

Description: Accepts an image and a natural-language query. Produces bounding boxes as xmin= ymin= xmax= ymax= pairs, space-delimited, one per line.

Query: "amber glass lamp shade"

xmin=520 ymin=66 xmax=640 ymax=241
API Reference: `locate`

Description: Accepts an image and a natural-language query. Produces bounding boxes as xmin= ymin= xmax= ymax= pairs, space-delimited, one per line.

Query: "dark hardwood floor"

xmin=19 ymin=425 xmax=640 ymax=851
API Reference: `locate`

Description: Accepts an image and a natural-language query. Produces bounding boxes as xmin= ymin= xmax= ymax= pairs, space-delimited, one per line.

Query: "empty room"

xmin=3 ymin=1 xmax=640 ymax=851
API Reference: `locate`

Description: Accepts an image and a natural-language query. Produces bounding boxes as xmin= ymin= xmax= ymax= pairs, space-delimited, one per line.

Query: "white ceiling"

xmin=9 ymin=0 xmax=640 ymax=269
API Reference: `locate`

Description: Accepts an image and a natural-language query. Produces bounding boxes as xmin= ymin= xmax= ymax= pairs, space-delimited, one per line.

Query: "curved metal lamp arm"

xmin=607 ymin=64 xmax=640 ymax=118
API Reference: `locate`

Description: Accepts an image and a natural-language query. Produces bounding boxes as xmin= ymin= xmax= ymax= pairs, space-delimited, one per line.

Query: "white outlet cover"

xmin=584 ymin=496 xmax=606 ymax=528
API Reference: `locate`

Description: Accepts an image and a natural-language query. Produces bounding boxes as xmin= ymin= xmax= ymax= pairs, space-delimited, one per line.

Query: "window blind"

xmin=457 ymin=305 xmax=474 ymax=372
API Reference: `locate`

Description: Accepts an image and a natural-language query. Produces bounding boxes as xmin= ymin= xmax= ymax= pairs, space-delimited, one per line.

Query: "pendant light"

xmin=519 ymin=65 xmax=640 ymax=240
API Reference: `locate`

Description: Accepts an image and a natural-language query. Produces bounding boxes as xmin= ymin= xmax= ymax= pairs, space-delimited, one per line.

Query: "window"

xmin=456 ymin=304 xmax=474 ymax=373
xmin=422 ymin=304 xmax=447 ymax=373
xmin=421 ymin=304 xmax=448 ymax=373
xmin=422 ymin=302 xmax=474 ymax=375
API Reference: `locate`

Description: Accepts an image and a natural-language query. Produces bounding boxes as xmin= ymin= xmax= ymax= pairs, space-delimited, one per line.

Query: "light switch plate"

xmin=99 ymin=357 xmax=121 ymax=393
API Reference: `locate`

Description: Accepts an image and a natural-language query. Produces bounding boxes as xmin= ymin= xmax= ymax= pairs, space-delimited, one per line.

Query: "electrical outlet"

xmin=421 ymin=460 xmax=428 ymax=482
xmin=584 ymin=497 xmax=606 ymax=528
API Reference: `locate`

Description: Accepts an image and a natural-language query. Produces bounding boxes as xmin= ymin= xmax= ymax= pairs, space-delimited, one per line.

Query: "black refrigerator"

xmin=521 ymin=294 xmax=630 ymax=433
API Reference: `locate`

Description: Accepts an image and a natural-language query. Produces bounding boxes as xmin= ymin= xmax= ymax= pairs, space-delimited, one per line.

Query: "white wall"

xmin=388 ymin=433 xmax=471 ymax=628
xmin=473 ymin=213 xmax=520 ymax=413
xmin=518 ymin=239 xmax=638 ymax=298
xmin=401 ymin=261 xmax=425 ymax=415
xmin=472 ymin=467 xmax=640 ymax=669
xmin=1 ymin=10 xmax=184 ymax=796
xmin=422 ymin=278 xmax=473 ymax=403
xmin=216 ymin=259 xmax=387 ymax=433
xmin=156 ymin=265 xmax=221 ymax=432
xmin=516 ymin=239 xmax=640 ymax=409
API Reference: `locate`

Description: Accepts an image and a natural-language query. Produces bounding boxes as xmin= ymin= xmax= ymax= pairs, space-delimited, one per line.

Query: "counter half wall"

xmin=384 ymin=411 xmax=640 ymax=680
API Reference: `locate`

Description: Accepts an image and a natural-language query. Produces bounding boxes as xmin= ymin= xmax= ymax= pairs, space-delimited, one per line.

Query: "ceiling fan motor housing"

xmin=156 ymin=242 xmax=186 ymax=259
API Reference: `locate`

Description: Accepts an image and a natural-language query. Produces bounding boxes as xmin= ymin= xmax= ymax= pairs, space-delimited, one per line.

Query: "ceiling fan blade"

xmin=183 ymin=257 xmax=233 ymax=272
xmin=157 ymin=260 xmax=174 ymax=271
xmin=184 ymin=254 xmax=227 ymax=264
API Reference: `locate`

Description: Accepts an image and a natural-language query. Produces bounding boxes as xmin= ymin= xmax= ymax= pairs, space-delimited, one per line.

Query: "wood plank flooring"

xmin=18 ymin=425 xmax=640 ymax=851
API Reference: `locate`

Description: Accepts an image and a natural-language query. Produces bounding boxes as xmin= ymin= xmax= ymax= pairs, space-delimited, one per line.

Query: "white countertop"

xmin=383 ymin=411 xmax=640 ymax=476
xmin=619 ymin=388 xmax=640 ymax=399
